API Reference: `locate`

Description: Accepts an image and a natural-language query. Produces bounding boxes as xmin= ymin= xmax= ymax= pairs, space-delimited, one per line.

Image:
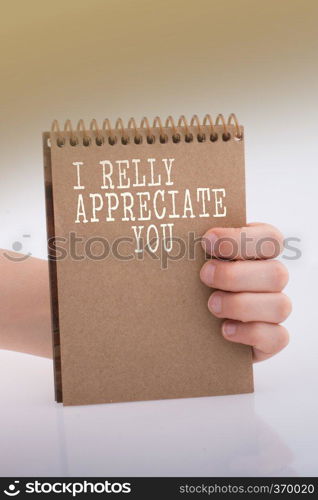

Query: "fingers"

xmin=202 ymin=222 xmax=284 ymax=260
xmin=208 ymin=291 xmax=292 ymax=323
xmin=222 ymin=321 xmax=290 ymax=362
xmin=200 ymin=259 xmax=289 ymax=292
xmin=200 ymin=223 xmax=291 ymax=361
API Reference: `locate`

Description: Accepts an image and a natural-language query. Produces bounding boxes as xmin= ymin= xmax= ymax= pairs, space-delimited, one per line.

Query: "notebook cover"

xmin=43 ymin=122 xmax=253 ymax=406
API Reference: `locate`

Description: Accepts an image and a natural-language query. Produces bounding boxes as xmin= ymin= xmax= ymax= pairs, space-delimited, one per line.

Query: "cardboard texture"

xmin=43 ymin=122 xmax=254 ymax=406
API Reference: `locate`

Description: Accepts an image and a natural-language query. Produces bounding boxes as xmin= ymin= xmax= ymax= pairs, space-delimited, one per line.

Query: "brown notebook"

xmin=43 ymin=113 xmax=253 ymax=406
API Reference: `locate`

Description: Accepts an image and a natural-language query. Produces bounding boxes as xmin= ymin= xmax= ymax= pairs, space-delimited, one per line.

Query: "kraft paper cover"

xmin=43 ymin=123 xmax=253 ymax=406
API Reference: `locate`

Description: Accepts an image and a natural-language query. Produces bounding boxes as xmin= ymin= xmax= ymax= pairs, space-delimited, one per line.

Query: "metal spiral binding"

xmin=50 ymin=113 xmax=243 ymax=147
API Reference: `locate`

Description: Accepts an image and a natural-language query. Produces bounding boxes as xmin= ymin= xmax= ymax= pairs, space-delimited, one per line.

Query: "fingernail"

xmin=208 ymin=292 xmax=222 ymax=314
xmin=223 ymin=321 xmax=237 ymax=336
xmin=200 ymin=262 xmax=215 ymax=286
xmin=202 ymin=231 xmax=218 ymax=254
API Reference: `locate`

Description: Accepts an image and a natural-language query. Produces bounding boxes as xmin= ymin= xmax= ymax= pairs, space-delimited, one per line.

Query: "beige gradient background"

xmin=1 ymin=0 xmax=318 ymax=476
xmin=1 ymin=0 xmax=317 ymax=255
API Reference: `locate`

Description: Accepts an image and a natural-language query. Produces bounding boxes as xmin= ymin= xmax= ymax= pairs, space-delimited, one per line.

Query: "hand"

xmin=200 ymin=223 xmax=291 ymax=362
xmin=0 ymin=250 xmax=52 ymax=358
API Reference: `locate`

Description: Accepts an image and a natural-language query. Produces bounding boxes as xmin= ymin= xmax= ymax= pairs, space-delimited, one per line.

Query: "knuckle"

xmin=266 ymin=225 xmax=284 ymax=256
xmin=278 ymin=294 xmax=292 ymax=321
xmin=277 ymin=326 xmax=290 ymax=350
xmin=272 ymin=260 xmax=289 ymax=290
xmin=255 ymin=224 xmax=284 ymax=259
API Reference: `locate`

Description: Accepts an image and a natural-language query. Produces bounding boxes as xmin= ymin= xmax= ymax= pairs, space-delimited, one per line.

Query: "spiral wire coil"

xmin=51 ymin=113 xmax=243 ymax=147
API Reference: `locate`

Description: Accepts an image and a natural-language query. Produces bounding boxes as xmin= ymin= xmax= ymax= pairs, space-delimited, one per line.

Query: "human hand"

xmin=200 ymin=223 xmax=291 ymax=362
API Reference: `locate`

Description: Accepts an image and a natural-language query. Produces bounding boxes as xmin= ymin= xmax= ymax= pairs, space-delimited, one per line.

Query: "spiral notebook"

xmin=43 ymin=113 xmax=253 ymax=406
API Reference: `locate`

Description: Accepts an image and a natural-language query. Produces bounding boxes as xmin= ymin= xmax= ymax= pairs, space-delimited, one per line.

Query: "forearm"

xmin=0 ymin=250 xmax=53 ymax=358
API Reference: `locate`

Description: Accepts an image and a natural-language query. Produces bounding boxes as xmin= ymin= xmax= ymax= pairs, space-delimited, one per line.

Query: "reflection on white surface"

xmin=2 ymin=349 xmax=314 ymax=477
